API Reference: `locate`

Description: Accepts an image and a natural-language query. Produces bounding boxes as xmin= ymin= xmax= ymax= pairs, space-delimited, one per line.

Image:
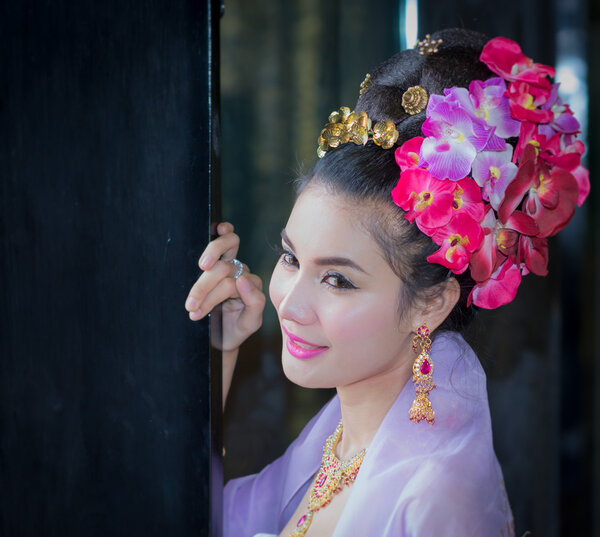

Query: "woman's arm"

xmin=222 ymin=349 xmax=238 ymax=411
xmin=185 ymin=222 xmax=266 ymax=409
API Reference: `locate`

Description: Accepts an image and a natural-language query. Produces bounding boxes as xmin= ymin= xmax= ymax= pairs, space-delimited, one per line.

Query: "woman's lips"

xmin=282 ymin=326 xmax=328 ymax=360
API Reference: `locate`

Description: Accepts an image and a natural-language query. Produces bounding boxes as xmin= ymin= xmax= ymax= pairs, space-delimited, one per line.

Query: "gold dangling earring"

xmin=409 ymin=324 xmax=435 ymax=424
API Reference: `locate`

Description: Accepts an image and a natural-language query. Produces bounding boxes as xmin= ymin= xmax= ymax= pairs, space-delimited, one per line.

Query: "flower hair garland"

xmin=391 ymin=36 xmax=590 ymax=309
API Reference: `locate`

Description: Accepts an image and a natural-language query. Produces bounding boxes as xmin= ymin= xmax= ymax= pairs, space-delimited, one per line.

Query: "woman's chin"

xmin=281 ymin=351 xmax=336 ymax=389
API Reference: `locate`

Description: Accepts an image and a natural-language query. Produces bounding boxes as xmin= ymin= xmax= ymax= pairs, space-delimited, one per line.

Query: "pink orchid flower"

xmin=468 ymin=258 xmax=522 ymax=309
xmin=471 ymin=147 xmax=518 ymax=210
xmin=391 ymin=168 xmax=455 ymax=230
xmin=394 ymin=137 xmax=424 ymax=171
xmin=480 ymin=37 xmax=555 ymax=88
xmin=452 ymin=177 xmax=485 ymax=222
xmin=498 ymin=144 xmax=579 ymax=237
xmin=506 ymin=82 xmax=554 ymax=124
xmin=421 ymin=94 xmax=492 ymax=181
xmin=427 ymin=213 xmax=484 ymax=274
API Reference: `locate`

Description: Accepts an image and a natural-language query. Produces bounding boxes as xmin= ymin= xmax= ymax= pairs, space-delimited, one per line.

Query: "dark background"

xmin=1 ymin=1 xmax=222 ymax=536
xmin=221 ymin=1 xmax=599 ymax=536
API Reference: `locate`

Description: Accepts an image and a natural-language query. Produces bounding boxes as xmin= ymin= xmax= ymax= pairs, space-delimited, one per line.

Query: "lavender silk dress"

xmin=225 ymin=332 xmax=515 ymax=537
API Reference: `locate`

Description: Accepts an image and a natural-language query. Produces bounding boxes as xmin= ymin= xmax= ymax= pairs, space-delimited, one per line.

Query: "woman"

xmin=185 ymin=29 xmax=588 ymax=536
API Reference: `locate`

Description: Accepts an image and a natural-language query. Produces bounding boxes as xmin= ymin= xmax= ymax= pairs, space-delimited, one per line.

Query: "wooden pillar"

xmin=0 ymin=1 xmax=222 ymax=535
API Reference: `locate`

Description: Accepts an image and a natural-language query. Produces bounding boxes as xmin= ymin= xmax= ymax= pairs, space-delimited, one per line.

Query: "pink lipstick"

xmin=282 ymin=326 xmax=328 ymax=360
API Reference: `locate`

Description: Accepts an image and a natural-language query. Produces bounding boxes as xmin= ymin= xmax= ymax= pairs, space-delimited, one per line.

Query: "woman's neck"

xmin=334 ymin=358 xmax=413 ymax=460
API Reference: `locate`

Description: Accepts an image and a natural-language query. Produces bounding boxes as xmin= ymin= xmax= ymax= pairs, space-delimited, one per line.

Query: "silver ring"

xmin=227 ymin=258 xmax=244 ymax=279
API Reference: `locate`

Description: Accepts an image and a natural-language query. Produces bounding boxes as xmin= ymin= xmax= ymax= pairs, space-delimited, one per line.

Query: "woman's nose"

xmin=276 ymin=275 xmax=317 ymax=326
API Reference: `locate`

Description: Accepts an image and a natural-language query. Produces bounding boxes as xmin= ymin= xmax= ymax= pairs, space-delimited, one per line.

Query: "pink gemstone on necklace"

xmin=420 ymin=359 xmax=431 ymax=375
xmin=297 ymin=515 xmax=306 ymax=527
xmin=316 ymin=474 xmax=327 ymax=487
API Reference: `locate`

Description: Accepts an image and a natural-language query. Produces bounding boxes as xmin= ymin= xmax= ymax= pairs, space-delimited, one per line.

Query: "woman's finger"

xmin=186 ymin=259 xmax=234 ymax=312
xmin=190 ymin=277 xmax=239 ymax=320
xmin=198 ymin=231 xmax=240 ymax=270
xmin=216 ymin=221 xmax=234 ymax=235
xmin=235 ymin=275 xmax=266 ymax=333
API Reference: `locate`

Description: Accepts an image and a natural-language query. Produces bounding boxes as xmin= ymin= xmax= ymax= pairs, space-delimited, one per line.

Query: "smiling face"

xmin=269 ymin=184 xmax=422 ymax=391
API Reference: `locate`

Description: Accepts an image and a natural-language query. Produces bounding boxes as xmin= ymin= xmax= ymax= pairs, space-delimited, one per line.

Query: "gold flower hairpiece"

xmin=416 ymin=34 xmax=443 ymax=55
xmin=317 ymin=84 xmax=428 ymax=157
xmin=359 ymin=73 xmax=372 ymax=95
xmin=317 ymin=107 xmax=399 ymax=158
xmin=402 ymin=86 xmax=428 ymax=115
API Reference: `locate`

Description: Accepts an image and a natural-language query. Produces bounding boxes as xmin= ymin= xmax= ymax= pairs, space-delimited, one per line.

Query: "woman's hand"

xmin=185 ymin=222 xmax=265 ymax=352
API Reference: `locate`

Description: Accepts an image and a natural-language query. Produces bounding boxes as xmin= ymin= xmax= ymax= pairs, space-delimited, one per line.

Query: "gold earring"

xmin=409 ymin=324 xmax=435 ymax=424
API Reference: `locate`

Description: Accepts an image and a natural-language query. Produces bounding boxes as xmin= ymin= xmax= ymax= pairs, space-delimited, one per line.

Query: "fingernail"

xmin=237 ymin=275 xmax=252 ymax=293
xmin=199 ymin=254 xmax=214 ymax=270
xmin=185 ymin=297 xmax=197 ymax=311
xmin=189 ymin=308 xmax=203 ymax=321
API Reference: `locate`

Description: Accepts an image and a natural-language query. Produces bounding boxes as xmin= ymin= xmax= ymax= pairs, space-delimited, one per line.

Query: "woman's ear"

xmin=415 ymin=277 xmax=461 ymax=332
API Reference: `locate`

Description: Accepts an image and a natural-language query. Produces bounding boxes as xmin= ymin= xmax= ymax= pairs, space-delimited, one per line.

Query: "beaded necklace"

xmin=290 ymin=422 xmax=366 ymax=537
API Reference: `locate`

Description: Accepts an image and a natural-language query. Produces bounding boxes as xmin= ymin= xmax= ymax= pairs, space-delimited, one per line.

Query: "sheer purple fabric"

xmin=225 ymin=332 xmax=515 ymax=537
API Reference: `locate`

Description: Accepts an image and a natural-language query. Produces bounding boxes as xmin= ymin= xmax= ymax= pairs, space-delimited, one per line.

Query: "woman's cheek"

xmin=269 ymin=264 xmax=284 ymax=312
xmin=326 ymin=299 xmax=397 ymax=342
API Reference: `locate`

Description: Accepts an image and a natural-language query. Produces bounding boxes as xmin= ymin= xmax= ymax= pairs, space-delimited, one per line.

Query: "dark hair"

xmin=297 ymin=28 xmax=496 ymax=333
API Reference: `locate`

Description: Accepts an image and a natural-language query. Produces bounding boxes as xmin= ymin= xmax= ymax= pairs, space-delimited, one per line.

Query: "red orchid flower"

xmin=470 ymin=207 xmax=538 ymax=283
xmin=427 ymin=213 xmax=484 ymax=274
xmin=538 ymin=134 xmax=590 ymax=206
xmin=540 ymin=133 xmax=582 ymax=171
xmin=468 ymin=258 xmax=522 ymax=309
xmin=519 ymin=235 xmax=549 ymax=276
xmin=571 ymin=165 xmax=590 ymax=207
xmin=391 ymin=168 xmax=455 ymax=230
xmin=498 ymin=144 xmax=579 ymax=237
xmin=395 ymin=137 xmax=424 ymax=171
xmin=480 ymin=37 xmax=555 ymax=88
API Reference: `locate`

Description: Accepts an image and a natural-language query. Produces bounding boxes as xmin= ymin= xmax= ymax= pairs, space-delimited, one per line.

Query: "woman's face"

xmin=269 ymin=184 xmax=420 ymax=390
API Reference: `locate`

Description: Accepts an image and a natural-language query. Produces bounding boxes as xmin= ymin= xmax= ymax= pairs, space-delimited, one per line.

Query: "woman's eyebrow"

xmin=281 ymin=229 xmax=370 ymax=275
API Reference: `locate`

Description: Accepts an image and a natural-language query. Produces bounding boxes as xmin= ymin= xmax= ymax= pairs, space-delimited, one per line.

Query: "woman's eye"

xmin=278 ymin=248 xmax=299 ymax=268
xmin=323 ymin=272 xmax=357 ymax=290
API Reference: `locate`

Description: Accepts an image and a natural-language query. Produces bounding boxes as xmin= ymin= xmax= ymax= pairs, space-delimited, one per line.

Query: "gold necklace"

xmin=290 ymin=422 xmax=366 ymax=537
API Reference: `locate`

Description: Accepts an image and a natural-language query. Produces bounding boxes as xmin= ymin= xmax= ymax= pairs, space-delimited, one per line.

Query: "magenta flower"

xmin=421 ymin=94 xmax=492 ymax=181
xmin=427 ymin=213 xmax=484 ymax=274
xmin=480 ymin=37 xmax=555 ymax=88
xmin=469 ymin=78 xmax=520 ymax=139
xmin=471 ymin=147 xmax=518 ymax=210
xmin=394 ymin=137 xmax=424 ymax=171
xmin=468 ymin=258 xmax=522 ymax=309
xmin=507 ymin=82 xmax=554 ymax=124
xmin=452 ymin=177 xmax=485 ymax=222
xmin=391 ymin=168 xmax=455 ymax=231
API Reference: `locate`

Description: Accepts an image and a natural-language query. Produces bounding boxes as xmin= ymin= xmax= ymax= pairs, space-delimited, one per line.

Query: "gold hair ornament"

xmin=317 ymin=107 xmax=399 ymax=158
xmin=402 ymin=86 xmax=428 ymax=115
xmin=359 ymin=73 xmax=372 ymax=95
xmin=416 ymin=34 xmax=443 ymax=55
